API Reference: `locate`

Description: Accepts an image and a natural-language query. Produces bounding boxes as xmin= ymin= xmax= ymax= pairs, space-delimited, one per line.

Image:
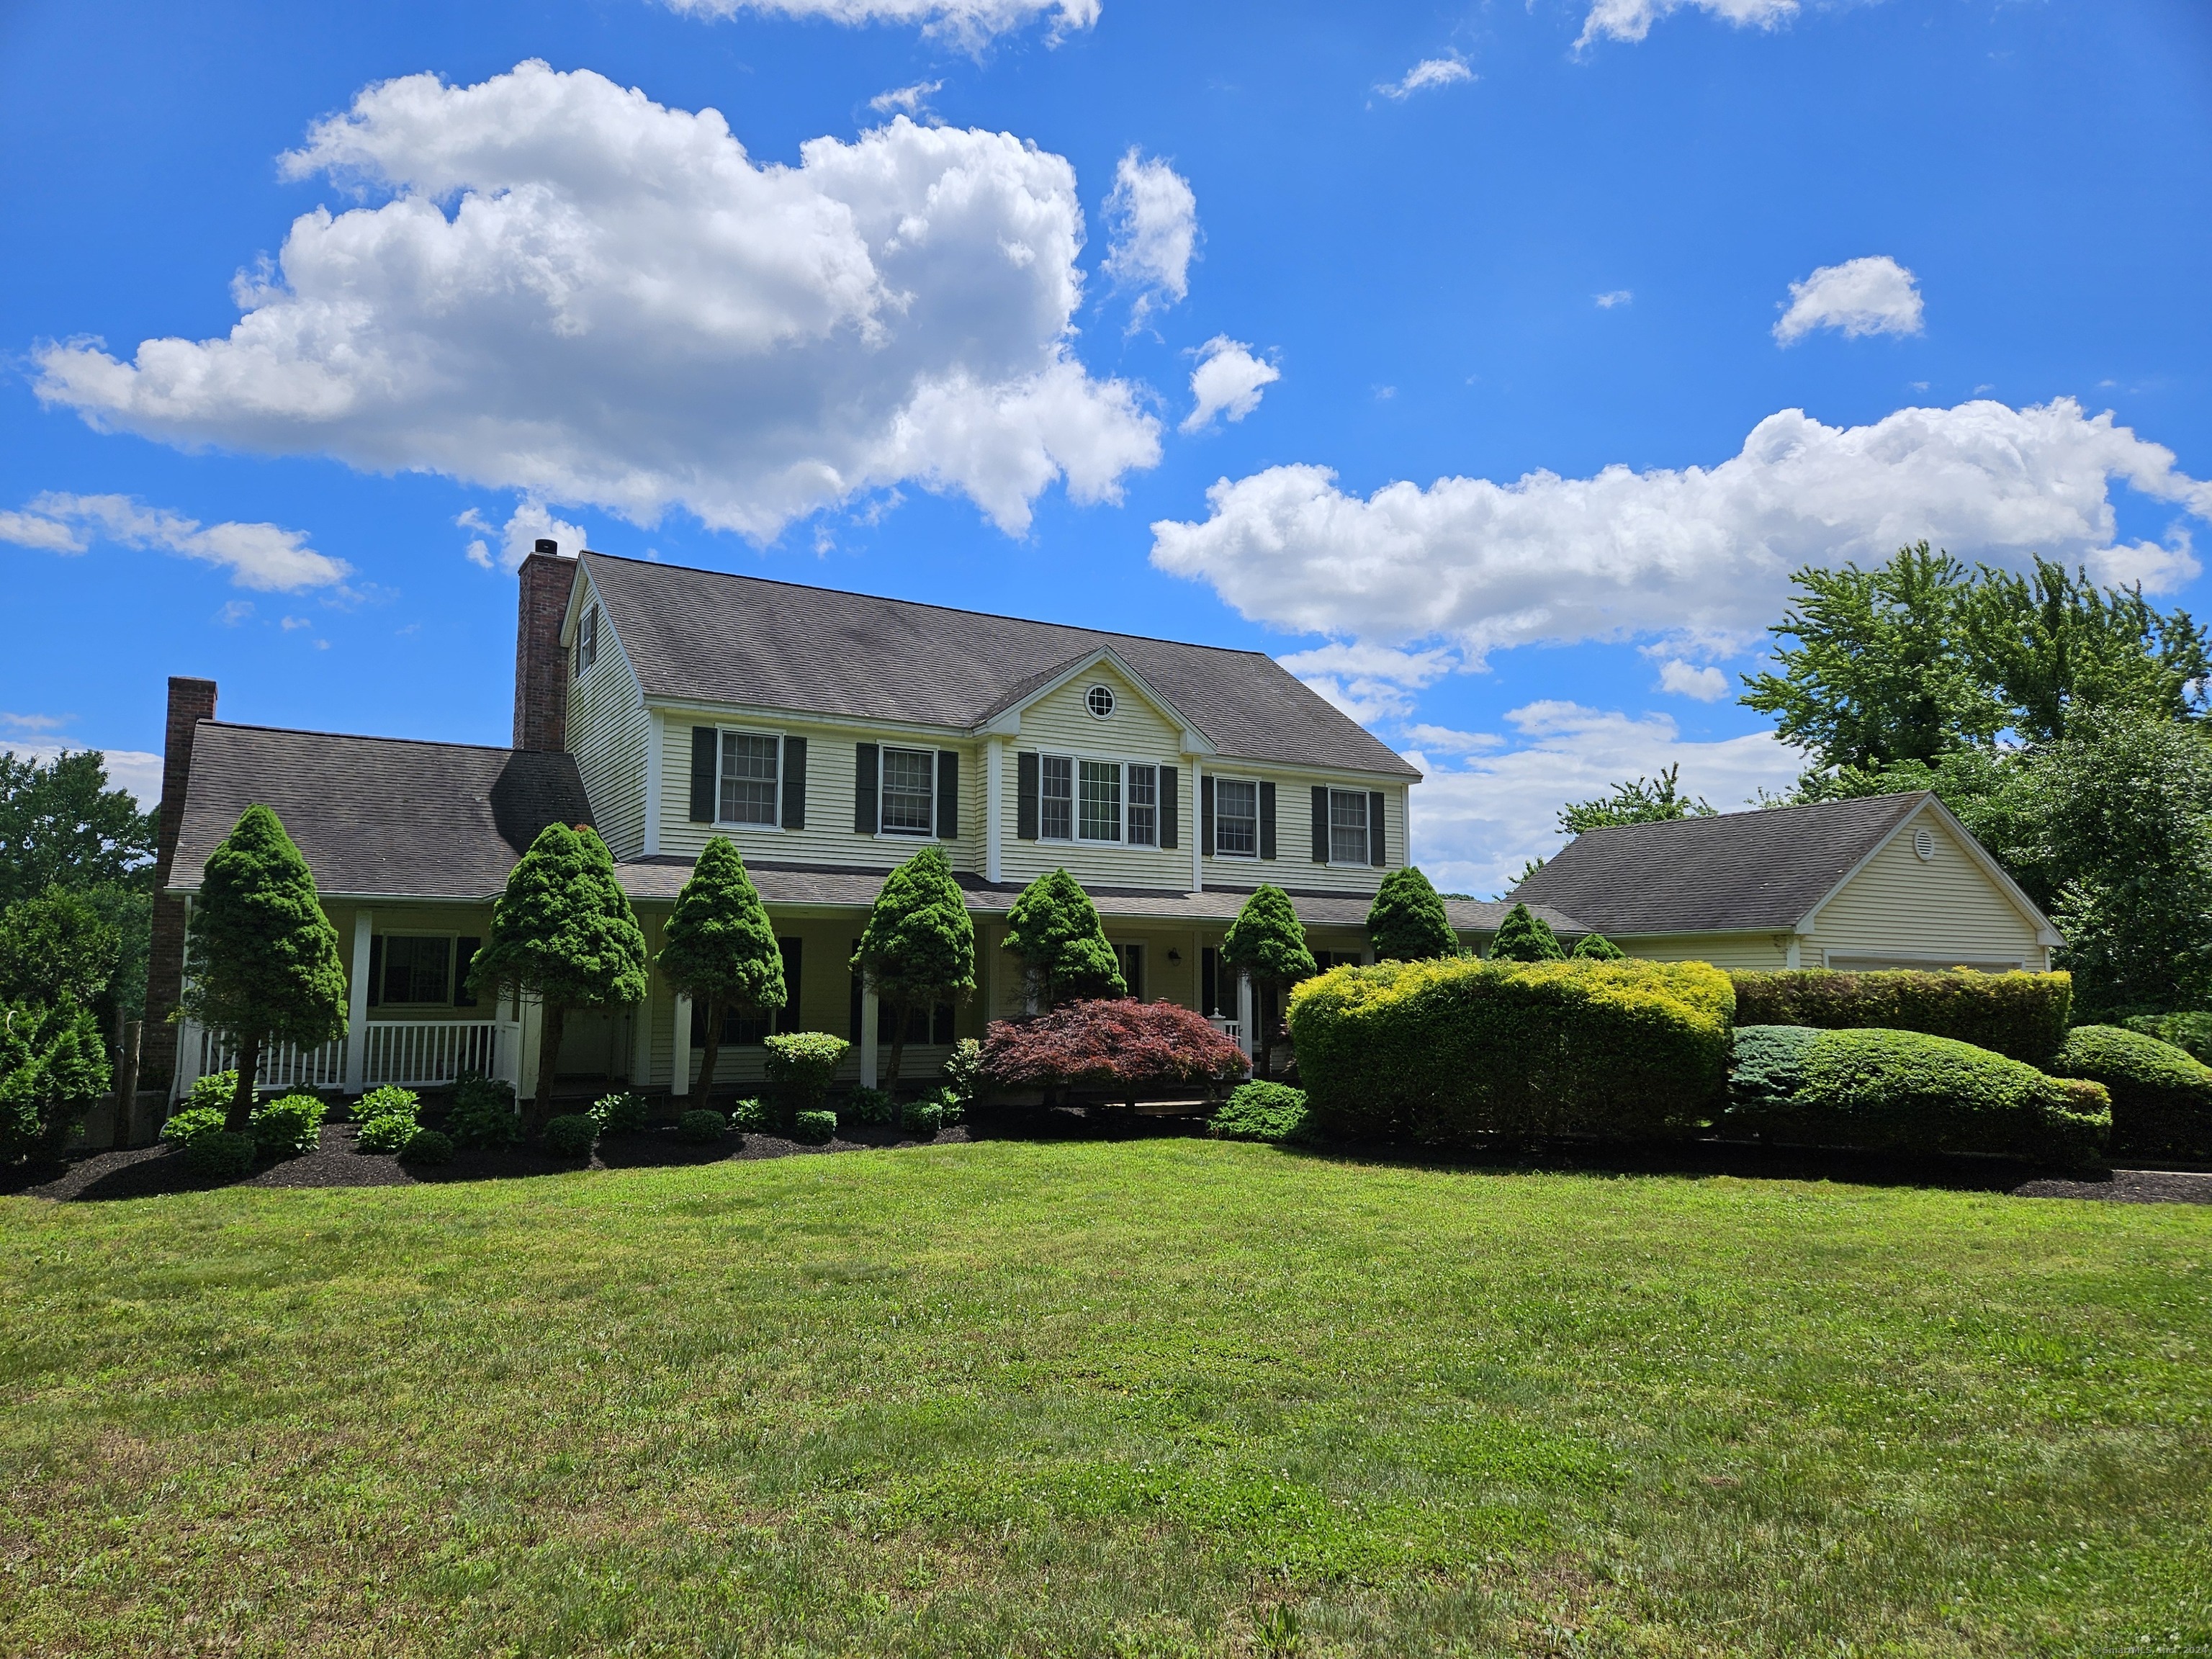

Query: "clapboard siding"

xmin=996 ymin=663 xmax=1194 ymax=891
xmin=1613 ymin=932 xmax=1795 ymax=971
xmin=1200 ymin=779 xmax=1404 ymax=896
xmin=567 ymin=576 xmax=651 ymax=858
xmin=1803 ymin=810 xmax=2049 ymax=969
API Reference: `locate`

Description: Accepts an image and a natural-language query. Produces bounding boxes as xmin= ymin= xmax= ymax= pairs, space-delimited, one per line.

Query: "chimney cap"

xmin=534 ymin=538 xmax=558 ymax=555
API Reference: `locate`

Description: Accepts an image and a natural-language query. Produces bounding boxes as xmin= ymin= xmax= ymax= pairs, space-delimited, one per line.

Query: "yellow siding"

xmin=567 ymin=575 xmax=651 ymax=858
xmin=1615 ymin=932 xmax=1794 ymax=971
xmin=998 ymin=663 xmax=1195 ymax=891
xmin=1201 ymin=777 xmax=1405 ymax=896
xmin=1802 ymin=810 xmax=2049 ymax=970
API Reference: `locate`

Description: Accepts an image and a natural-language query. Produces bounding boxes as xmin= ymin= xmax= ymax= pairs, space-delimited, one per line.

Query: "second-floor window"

xmin=1127 ymin=764 xmax=1158 ymax=848
xmin=1328 ymin=788 xmax=1371 ymax=865
xmin=1040 ymin=755 xmax=1074 ymax=840
xmin=719 ymin=732 xmax=781 ymax=827
xmin=1215 ymin=778 xmax=1259 ymax=858
xmin=1079 ymin=760 xmax=1120 ymax=842
xmin=574 ymin=605 xmax=599 ymax=678
xmin=881 ymin=747 xmax=936 ymax=835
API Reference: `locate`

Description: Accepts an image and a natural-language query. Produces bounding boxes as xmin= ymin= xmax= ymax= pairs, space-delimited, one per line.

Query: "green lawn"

xmin=3 ymin=1140 xmax=2207 ymax=1657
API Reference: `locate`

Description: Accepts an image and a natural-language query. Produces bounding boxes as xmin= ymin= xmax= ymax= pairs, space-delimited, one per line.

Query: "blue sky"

xmin=4 ymin=0 xmax=2208 ymax=892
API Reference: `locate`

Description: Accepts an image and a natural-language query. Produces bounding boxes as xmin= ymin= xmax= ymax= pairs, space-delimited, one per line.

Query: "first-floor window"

xmin=1040 ymin=754 xmax=1074 ymax=840
xmin=1079 ymin=759 xmax=1122 ymax=842
xmin=720 ymin=731 xmax=781 ymax=826
xmin=1215 ymin=778 xmax=1259 ymax=857
xmin=1128 ymin=764 xmax=1158 ymax=847
xmin=1328 ymin=788 xmax=1370 ymax=865
xmin=881 ymin=747 xmax=935 ymax=835
xmin=372 ymin=935 xmax=451 ymax=1006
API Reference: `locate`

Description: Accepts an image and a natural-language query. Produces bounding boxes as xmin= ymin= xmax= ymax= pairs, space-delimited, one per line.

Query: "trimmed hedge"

xmin=1209 ymin=1081 xmax=1310 ymax=1143
xmin=1723 ymin=1025 xmax=2109 ymax=1165
xmin=185 ymin=1129 xmax=256 ymax=1180
xmin=542 ymin=1114 xmax=598 ymax=1159
xmin=765 ymin=1032 xmax=849 ymax=1125
xmin=2123 ymin=1012 xmax=2212 ymax=1066
xmin=791 ymin=1108 xmax=837 ymax=1144
xmin=1728 ymin=969 xmax=2071 ymax=1064
xmin=2049 ymin=1025 xmax=2212 ymax=1159
xmin=1287 ymin=957 xmax=1735 ymax=1146
xmin=675 ymin=1107 xmax=727 ymax=1143
xmin=400 ymin=1128 xmax=452 ymax=1165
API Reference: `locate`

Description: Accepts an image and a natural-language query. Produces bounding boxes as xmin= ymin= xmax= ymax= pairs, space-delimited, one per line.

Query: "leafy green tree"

xmin=1559 ymin=764 xmax=1718 ymax=835
xmin=1367 ymin=866 xmax=1457 ymax=961
xmin=0 ymin=998 xmax=109 ymax=1164
xmin=1489 ymin=902 xmax=1565 ymax=963
xmin=1002 ymin=868 xmax=1125 ymax=1010
xmin=1741 ymin=543 xmax=2005 ymax=770
xmin=1222 ymin=885 xmax=1316 ymax=1080
xmin=0 ymin=750 xmax=156 ymax=907
xmin=854 ymin=847 xmax=976 ymax=1092
xmin=181 ymin=806 xmax=349 ymax=1130
xmin=657 ymin=837 xmax=785 ymax=1100
xmin=468 ymin=824 xmax=649 ymax=1115
xmin=0 ymin=889 xmax=120 ymax=1009
xmin=1570 ymin=932 xmax=1627 ymax=961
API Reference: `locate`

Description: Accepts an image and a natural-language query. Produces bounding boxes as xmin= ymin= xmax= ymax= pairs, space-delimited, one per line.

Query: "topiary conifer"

xmin=1488 ymin=902 xmax=1565 ymax=963
xmin=1002 ymin=868 xmax=1124 ymax=1010
xmin=853 ymin=846 xmax=976 ymax=1092
xmin=469 ymin=823 xmax=648 ymax=1115
xmin=1366 ymin=866 xmax=1457 ymax=961
xmin=657 ymin=837 xmax=785 ymax=1100
xmin=1570 ymin=932 xmax=1627 ymax=961
xmin=1223 ymin=884 xmax=1316 ymax=1079
xmin=181 ymin=804 xmax=349 ymax=1131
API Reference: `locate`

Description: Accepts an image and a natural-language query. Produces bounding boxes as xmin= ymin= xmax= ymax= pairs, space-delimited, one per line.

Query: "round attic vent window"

xmin=1086 ymin=684 xmax=1116 ymax=718
xmin=1913 ymin=827 xmax=1936 ymax=861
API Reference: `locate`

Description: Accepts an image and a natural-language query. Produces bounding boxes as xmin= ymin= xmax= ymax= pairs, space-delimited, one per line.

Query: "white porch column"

xmin=985 ymin=737 xmax=1005 ymax=883
xmin=630 ymin=986 xmax=655 ymax=1086
xmin=860 ymin=988 xmax=879 ymax=1088
xmin=343 ymin=910 xmax=373 ymax=1094
xmin=1190 ymin=763 xmax=1203 ymax=893
xmin=1236 ymin=970 xmax=1254 ymax=1064
xmin=671 ymin=994 xmax=692 ymax=1097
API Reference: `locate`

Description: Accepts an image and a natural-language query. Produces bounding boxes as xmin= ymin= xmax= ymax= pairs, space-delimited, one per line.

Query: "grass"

xmin=2 ymin=1138 xmax=2208 ymax=1658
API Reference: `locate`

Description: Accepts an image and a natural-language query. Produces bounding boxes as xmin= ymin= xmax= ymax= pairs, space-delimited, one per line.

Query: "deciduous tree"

xmin=657 ymin=837 xmax=785 ymax=1100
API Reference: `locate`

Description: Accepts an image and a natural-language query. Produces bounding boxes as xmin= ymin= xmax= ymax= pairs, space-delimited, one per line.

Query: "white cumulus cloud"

xmin=868 ymin=79 xmax=943 ymax=117
xmin=1775 ymin=255 xmax=1925 ymax=344
xmin=33 ymin=61 xmax=1160 ymax=541
xmin=1181 ymin=336 xmax=1279 ymax=433
xmin=1656 ymin=659 xmax=1731 ymax=700
xmin=459 ymin=498 xmax=590 ymax=573
xmin=1151 ymin=398 xmax=2211 ymax=681
xmin=1577 ymin=0 xmax=1797 ymax=49
xmin=1103 ymin=148 xmax=1197 ymax=329
xmin=655 ymin=0 xmax=1097 ymax=49
xmin=1376 ymin=55 xmax=1474 ymax=99
xmin=1277 ymin=641 xmax=1457 ymax=724
xmin=0 ymin=493 xmax=349 ymax=591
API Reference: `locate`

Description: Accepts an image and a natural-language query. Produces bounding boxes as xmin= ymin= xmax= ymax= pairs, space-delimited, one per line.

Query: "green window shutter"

xmin=1259 ymin=782 xmax=1277 ymax=860
xmin=1310 ymin=786 xmax=1329 ymax=863
xmin=854 ymin=743 xmax=878 ymax=834
xmin=937 ymin=750 xmax=960 ymax=840
xmin=1200 ymin=774 xmax=1215 ymax=858
xmin=782 ymin=736 xmax=807 ymax=830
xmin=1159 ymin=763 xmax=1179 ymax=850
xmin=689 ymin=727 xmax=716 ymax=822
xmin=1017 ymin=751 xmax=1039 ymax=841
xmin=453 ymin=937 xmax=481 ymax=1007
xmin=1368 ymin=791 xmax=1386 ymax=867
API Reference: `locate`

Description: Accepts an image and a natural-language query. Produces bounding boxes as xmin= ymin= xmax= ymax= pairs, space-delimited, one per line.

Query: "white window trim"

xmin=714 ymin=725 xmax=785 ymax=832
xmin=373 ymin=930 xmax=461 ymax=1010
xmin=1035 ymin=750 xmax=1169 ymax=850
xmin=1210 ymin=773 xmax=1262 ymax=861
xmin=877 ymin=742 xmax=938 ymax=839
xmin=1326 ymin=786 xmax=1373 ymax=869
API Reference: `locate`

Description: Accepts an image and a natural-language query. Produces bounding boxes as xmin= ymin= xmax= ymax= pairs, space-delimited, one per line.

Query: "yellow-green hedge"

xmin=1287 ymin=956 xmax=1735 ymax=1146
xmin=1728 ymin=968 xmax=2071 ymax=1064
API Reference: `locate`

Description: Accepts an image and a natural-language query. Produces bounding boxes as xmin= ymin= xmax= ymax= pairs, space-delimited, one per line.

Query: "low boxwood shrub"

xmin=1289 ymin=957 xmax=1734 ymax=1146
xmin=251 ymin=1093 xmax=326 ymax=1159
xmin=791 ymin=1107 xmax=837 ymax=1144
xmin=160 ymin=1105 xmax=226 ymax=1146
xmin=2049 ymin=1025 xmax=2212 ymax=1159
xmin=1209 ymin=1081 xmax=1310 ymax=1143
xmin=765 ymin=1032 xmax=850 ymax=1126
xmin=902 ymin=1099 xmax=943 ymax=1138
xmin=356 ymin=1112 xmax=418 ymax=1154
xmin=2123 ymin=1012 xmax=2212 ymax=1066
xmin=1729 ymin=969 xmax=2071 ymax=1064
xmin=591 ymin=1090 xmax=650 ymax=1136
xmin=981 ymin=1000 xmax=1247 ymax=1100
xmin=730 ymin=1097 xmax=768 ymax=1132
xmin=1723 ymin=1025 xmax=2110 ymax=1164
xmin=399 ymin=1128 xmax=452 ymax=1165
xmin=845 ymin=1086 xmax=895 ymax=1125
xmin=355 ymin=1085 xmax=418 ymax=1124
xmin=445 ymin=1071 xmax=519 ymax=1149
xmin=675 ymin=1107 xmax=727 ymax=1143
xmin=184 ymin=1128 xmax=256 ymax=1179
xmin=542 ymin=1113 xmax=598 ymax=1159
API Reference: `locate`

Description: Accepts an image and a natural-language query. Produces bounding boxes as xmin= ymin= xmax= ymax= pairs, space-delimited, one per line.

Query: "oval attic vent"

xmin=1086 ymin=684 xmax=1116 ymax=718
xmin=1913 ymin=826 xmax=1936 ymax=861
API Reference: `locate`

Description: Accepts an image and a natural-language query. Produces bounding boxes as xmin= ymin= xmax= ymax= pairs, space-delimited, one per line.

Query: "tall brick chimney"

xmin=513 ymin=539 xmax=575 ymax=752
xmin=140 ymin=675 xmax=217 ymax=1086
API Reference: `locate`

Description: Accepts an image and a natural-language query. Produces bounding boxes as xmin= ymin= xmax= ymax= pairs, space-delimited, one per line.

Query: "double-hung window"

xmin=719 ymin=732 xmax=781 ymax=827
xmin=1040 ymin=755 xmax=1074 ymax=840
xmin=1328 ymin=788 xmax=1370 ymax=866
xmin=1215 ymin=778 xmax=1259 ymax=858
xmin=1126 ymin=764 xmax=1158 ymax=848
xmin=880 ymin=747 xmax=936 ymax=836
xmin=1078 ymin=760 xmax=1121 ymax=842
xmin=574 ymin=606 xmax=599 ymax=678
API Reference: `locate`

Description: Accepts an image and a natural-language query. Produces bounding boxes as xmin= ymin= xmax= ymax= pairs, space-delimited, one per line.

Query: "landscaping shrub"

xmin=161 ymin=1105 xmax=226 ymax=1146
xmin=2049 ymin=1024 xmax=2212 ymax=1159
xmin=729 ymin=1097 xmax=769 ymax=1132
xmin=845 ymin=1086 xmax=895 ymax=1125
xmin=675 ymin=1108 xmax=727 ymax=1143
xmin=791 ymin=1108 xmax=837 ymax=1144
xmin=2123 ymin=1012 xmax=2212 ymax=1066
xmin=542 ymin=1114 xmax=598 ymax=1159
xmin=1728 ymin=968 xmax=2071 ymax=1064
xmin=981 ymin=999 xmax=1247 ymax=1099
xmin=251 ymin=1093 xmax=326 ymax=1159
xmin=0 ymin=996 xmax=109 ymax=1164
xmin=1569 ymin=932 xmax=1626 ymax=961
xmin=920 ymin=1083 xmax=965 ymax=1126
xmin=1722 ymin=1025 xmax=2110 ymax=1164
xmin=186 ymin=1071 xmax=240 ymax=1115
xmin=943 ymin=1037 xmax=986 ymax=1107
xmin=354 ymin=1085 xmax=418 ymax=1124
xmin=400 ymin=1128 xmax=452 ymax=1165
xmin=764 ymin=1031 xmax=849 ymax=1127
xmin=356 ymin=1112 xmax=418 ymax=1154
xmin=1488 ymin=903 xmax=1565 ymax=963
xmin=1367 ymin=866 xmax=1457 ymax=962
xmin=445 ymin=1071 xmax=519 ymax=1149
xmin=590 ymin=1090 xmax=650 ymax=1136
xmin=184 ymin=1129 xmax=256 ymax=1180
xmin=902 ymin=1098 xmax=943 ymax=1138
xmin=1290 ymin=956 xmax=1735 ymax=1146
xmin=1209 ymin=1081 xmax=1310 ymax=1143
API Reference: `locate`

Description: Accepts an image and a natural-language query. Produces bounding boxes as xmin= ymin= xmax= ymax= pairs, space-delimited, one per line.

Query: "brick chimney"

xmin=140 ymin=675 xmax=217 ymax=1086
xmin=513 ymin=539 xmax=576 ymax=752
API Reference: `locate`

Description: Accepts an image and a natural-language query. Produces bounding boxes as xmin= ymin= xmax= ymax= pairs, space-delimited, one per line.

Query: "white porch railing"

xmin=1208 ymin=1015 xmax=1247 ymax=1061
xmin=174 ymin=1018 xmax=522 ymax=1101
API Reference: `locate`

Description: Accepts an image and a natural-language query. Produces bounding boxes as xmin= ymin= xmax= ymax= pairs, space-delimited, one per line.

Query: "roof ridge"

xmin=1570 ymin=791 xmax=1928 ymax=838
xmin=202 ymin=720 xmax=529 ymax=757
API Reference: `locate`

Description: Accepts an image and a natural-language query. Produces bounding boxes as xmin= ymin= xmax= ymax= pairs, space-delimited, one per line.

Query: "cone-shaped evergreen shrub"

xmin=853 ymin=846 xmax=976 ymax=1091
xmin=469 ymin=824 xmax=648 ymax=1113
xmin=0 ymin=997 xmax=109 ymax=1164
xmin=1223 ymin=886 xmax=1316 ymax=1079
xmin=657 ymin=837 xmax=785 ymax=1099
xmin=1570 ymin=932 xmax=1627 ymax=961
xmin=1488 ymin=903 xmax=1564 ymax=963
xmin=1002 ymin=869 xmax=1124 ymax=1009
xmin=1366 ymin=867 xmax=1457 ymax=962
xmin=182 ymin=805 xmax=348 ymax=1130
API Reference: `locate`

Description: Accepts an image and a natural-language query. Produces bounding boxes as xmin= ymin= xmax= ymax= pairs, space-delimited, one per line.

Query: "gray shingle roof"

xmin=168 ymin=723 xmax=593 ymax=900
xmin=1507 ymin=793 xmax=1930 ymax=935
xmin=577 ymin=552 xmax=1419 ymax=778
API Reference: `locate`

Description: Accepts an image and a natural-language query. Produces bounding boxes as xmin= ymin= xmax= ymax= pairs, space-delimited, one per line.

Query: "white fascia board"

xmin=968 ymin=644 xmax=1218 ymax=756
xmin=1791 ymin=793 xmax=2064 ymax=948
